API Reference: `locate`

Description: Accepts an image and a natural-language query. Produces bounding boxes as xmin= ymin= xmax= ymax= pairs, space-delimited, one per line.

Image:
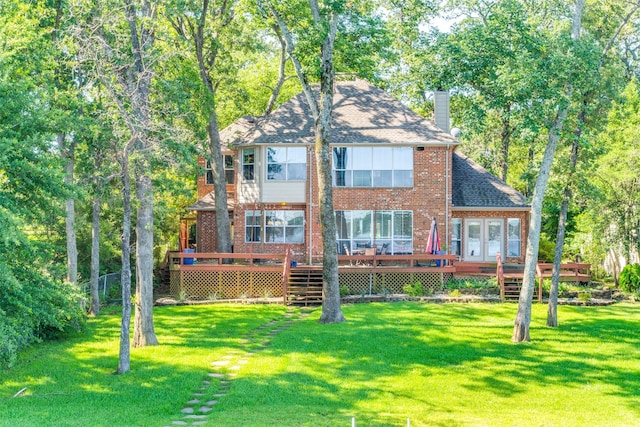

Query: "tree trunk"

xmin=58 ymin=133 xmax=78 ymax=284
xmin=268 ymin=1 xmax=345 ymax=323
xmin=499 ymin=105 xmax=511 ymax=182
xmin=264 ymin=24 xmax=288 ymax=116
xmin=547 ymin=128 xmax=579 ymax=327
xmin=547 ymin=196 xmax=568 ymax=327
xmin=89 ymin=191 xmax=101 ymax=316
xmin=513 ymin=104 xmax=571 ymax=342
xmin=133 ymin=163 xmax=158 ymax=347
xmin=207 ymin=114 xmax=233 ymax=253
xmin=513 ymin=0 xmax=584 ymax=342
xmin=315 ymin=13 xmax=344 ymax=324
xmin=117 ymin=149 xmax=133 ymax=374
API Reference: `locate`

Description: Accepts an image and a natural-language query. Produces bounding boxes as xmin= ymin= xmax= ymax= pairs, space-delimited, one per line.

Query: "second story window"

xmin=332 ymin=146 xmax=413 ymax=188
xmin=242 ymin=148 xmax=255 ymax=181
xmin=206 ymin=155 xmax=234 ymax=185
xmin=267 ymin=147 xmax=306 ymax=181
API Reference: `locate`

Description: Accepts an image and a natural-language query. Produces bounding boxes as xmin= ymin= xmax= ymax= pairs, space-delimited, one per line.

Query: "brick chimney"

xmin=434 ymin=90 xmax=450 ymax=133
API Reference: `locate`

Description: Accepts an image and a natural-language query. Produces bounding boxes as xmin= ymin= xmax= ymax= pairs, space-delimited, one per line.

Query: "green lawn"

xmin=1 ymin=302 xmax=639 ymax=427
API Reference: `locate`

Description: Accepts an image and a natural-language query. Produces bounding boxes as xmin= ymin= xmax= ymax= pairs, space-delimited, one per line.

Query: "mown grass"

xmin=1 ymin=302 xmax=639 ymax=426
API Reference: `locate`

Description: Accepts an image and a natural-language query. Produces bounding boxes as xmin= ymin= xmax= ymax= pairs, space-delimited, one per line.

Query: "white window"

xmin=335 ymin=210 xmax=413 ymax=255
xmin=245 ymin=210 xmax=305 ymax=244
xmin=206 ymin=155 xmax=234 ymax=185
xmin=267 ymin=147 xmax=306 ymax=181
xmin=245 ymin=210 xmax=261 ymax=243
xmin=242 ymin=148 xmax=255 ymax=181
xmin=332 ymin=147 xmax=413 ymax=188
xmin=508 ymin=218 xmax=521 ymax=257
xmin=451 ymin=218 xmax=461 ymax=257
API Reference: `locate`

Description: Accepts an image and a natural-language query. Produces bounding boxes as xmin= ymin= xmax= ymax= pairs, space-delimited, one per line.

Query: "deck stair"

xmin=286 ymin=267 xmax=324 ymax=306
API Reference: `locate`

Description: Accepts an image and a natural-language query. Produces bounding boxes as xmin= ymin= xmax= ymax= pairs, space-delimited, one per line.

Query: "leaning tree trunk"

xmin=89 ymin=190 xmax=101 ymax=316
xmin=547 ymin=130 xmax=579 ymax=327
xmin=513 ymin=0 xmax=584 ymax=342
xmin=513 ymin=104 xmax=571 ymax=342
xmin=117 ymin=148 xmax=133 ymax=374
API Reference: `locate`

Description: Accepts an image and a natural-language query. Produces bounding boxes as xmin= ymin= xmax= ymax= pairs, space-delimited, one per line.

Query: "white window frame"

xmin=266 ymin=147 xmax=307 ymax=181
xmin=332 ymin=146 xmax=413 ymax=188
xmin=508 ymin=218 xmax=521 ymax=257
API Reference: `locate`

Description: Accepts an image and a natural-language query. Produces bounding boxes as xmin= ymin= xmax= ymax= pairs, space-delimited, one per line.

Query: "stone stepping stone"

xmin=192 ymin=422 xmax=208 ymax=426
xmin=184 ymin=415 xmax=207 ymax=419
xmin=193 ymin=392 xmax=204 ymax=397
xmin=213 ymin=393 xmax=226 ymax=397
xmin=208 ymin=373 xmax=225 ymax=378
xmin=202 ymin=380 xmax=210 ymax=385
xmin=198 ymin=406 xmax=213 ymax=413
xmin=237 ymin=359 xmax=248 ymax=365
xmin=180 ymin=407 xmax=194 ymax=414
xmin=187 ymin=399 xmax=201 ymax=404
xmin=171 ymin=421 xmax=188 ymax=425
xmin=206 ymin=400 xmax=219 ymax=405
xmin=229 ymin=365 xmax=241 ymax=371
xmin=211 ymin=360 xmax=230 ymax=366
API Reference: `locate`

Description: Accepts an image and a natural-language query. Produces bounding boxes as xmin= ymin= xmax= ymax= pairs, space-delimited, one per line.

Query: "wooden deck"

xmin=163 ymin=250 xmax=590 ymax=305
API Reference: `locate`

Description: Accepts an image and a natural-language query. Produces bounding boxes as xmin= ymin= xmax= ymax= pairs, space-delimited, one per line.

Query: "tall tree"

xmin=69 ymin=0 xmax=159 ymax=349
xmin=512 ymin=0 xmax=585 ymax=342
xmin=267 ymin=0 xmax=346 ymax=323
xmin=546 ymin=2 xmax=638 ymax=327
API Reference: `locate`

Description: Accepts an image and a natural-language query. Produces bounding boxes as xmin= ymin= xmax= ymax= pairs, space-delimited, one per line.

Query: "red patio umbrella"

xmin=426 ymin=217 xmax=441 ymax=254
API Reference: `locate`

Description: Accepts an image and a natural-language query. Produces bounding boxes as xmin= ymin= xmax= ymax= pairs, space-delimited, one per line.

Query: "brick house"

xmin=186 ymin=79 xmax=529 ymax=266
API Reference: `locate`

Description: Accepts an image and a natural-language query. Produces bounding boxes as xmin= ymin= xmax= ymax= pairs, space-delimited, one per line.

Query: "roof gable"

xmin=220 ymin=79 xmax=458 ymax=146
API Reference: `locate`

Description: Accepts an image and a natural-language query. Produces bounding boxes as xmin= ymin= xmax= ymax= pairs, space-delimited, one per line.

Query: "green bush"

xmin=0 ymin=260 xmax=85 ymax=369
xmin=339 ymin=285 xmax=350 ymax=298
xmin=402 ymin=281 xmax=424 ymax=297
xmin=619 ymin=264 xmax=640 ymax=293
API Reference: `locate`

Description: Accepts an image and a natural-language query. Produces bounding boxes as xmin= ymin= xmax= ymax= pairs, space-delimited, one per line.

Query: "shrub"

xmin=402 ymin=281 xmax=424 ymax=297
xmin=449 ymin=289 xmax=462 ymax=298
xmin=619 ymin=264 xmax=640 ymax=293
xmin=339 ymin=285 xmax=350 ymax=298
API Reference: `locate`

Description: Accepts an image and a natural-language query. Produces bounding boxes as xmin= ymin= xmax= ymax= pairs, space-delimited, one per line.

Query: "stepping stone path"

xmin=162 ymin=308 xmax=308 ymax=426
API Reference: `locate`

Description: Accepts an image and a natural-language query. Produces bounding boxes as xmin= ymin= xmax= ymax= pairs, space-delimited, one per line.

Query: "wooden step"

xmin=286 ymin=268 xmax=324 ymax=306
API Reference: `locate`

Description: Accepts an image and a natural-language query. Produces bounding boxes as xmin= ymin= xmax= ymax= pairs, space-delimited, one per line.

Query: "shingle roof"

xmin=188 ymin=191 xmax=235 ymax=211
xmin=452 ymin=152 xmax=529 ymax=209
xmin=219 ymin=79 xmax=459 ymax=146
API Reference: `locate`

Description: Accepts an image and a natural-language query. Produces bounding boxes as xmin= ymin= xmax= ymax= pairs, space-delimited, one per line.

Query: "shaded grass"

xmin=1 ymin=303 xmax=640 ymax=426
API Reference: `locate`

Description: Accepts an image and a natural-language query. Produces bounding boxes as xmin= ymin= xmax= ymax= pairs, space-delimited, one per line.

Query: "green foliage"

xmin=538 ymin=234 xmax=556 ymax=262
xmin=339 ymin=285 xmax=350 ymax=297
xmin=619 ymin=264 xmax=640 ymax=294
xmin=446 ymin=277 xmax=496 ymax=290
xmin=402 ymin=281 xmax=424 ymax=296
xmin=448 ymin=289 xmax=462 ymax=298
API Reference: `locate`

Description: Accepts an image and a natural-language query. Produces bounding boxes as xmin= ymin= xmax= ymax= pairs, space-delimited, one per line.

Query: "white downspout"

xmin=445 ymin=144 xmax=450 ymax=252
xmin=308 ymin=145 xmax=313 ymax=265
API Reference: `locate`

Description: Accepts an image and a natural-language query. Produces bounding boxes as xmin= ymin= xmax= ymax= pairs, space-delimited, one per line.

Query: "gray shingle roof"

xmin=452 ymin=152 xmax=529 ymax=209
xmin=219 ymin=79 xmax=459 ymax=146
xmin=188 ymin=191 xmax=235 ymax=211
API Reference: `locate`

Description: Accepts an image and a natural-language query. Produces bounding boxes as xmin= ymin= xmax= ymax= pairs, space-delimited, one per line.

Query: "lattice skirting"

xmin=170 ymin=270 xmax=284 ymax=300
xmin=338 ymin=271 xmax=452 ymax=295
